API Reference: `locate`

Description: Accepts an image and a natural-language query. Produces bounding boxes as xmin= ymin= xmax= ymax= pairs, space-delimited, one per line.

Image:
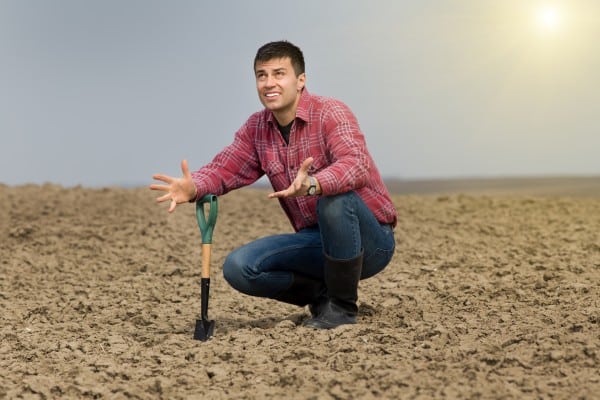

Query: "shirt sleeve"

xmin=190 ymin=117 xmax=263 ymax=200
xmin=313 ymin=100 xmax=371 ymax=195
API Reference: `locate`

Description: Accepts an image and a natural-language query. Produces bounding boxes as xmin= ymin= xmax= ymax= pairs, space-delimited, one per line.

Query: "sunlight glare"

xmin=535 ymin=5 xmax=562 ymax=33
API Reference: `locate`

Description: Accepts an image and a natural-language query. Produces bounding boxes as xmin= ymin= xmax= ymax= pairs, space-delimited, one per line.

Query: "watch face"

xmin=307 ymin=176 xmax=316 ymax=195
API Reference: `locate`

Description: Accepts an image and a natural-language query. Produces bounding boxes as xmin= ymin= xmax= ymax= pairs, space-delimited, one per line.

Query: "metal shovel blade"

xmin=193 ymin=277 xmax=214 ymax=341
xmin=193 ymin=318 xmax=215 ymax=341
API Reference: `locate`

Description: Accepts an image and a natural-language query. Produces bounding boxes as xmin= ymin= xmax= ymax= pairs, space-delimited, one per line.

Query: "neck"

xmin=273 ymin=90 xmax=302 ymax=125
xmin=274 ymin=112 xmax=295 ymax=126
xmin=273 ymin=102 xmax=297 ymax=125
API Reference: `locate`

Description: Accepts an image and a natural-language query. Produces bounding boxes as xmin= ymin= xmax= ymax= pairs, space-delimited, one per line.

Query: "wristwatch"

xmin=307 ymin=176 xmax=317 ymax=196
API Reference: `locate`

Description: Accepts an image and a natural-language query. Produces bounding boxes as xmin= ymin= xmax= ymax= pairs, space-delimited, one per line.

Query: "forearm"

xmin=314 ymin=145 xmax=370 ymax=195
xmin=191 ymin=159 xmax=262 ymax=201
xmin=314 ymin=165 xmax=367 ymax=195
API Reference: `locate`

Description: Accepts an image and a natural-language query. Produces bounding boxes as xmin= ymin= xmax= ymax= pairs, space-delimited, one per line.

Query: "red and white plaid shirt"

xmin=192 ymin=89 xmax=397 ymax=231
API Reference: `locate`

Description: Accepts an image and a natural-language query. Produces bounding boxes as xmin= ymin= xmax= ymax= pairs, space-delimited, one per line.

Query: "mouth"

xmin=264 ymin=92 xmax=279 ymax=99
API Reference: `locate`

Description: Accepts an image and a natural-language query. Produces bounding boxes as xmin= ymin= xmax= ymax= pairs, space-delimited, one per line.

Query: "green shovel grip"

xmin=196 ymin=194 xmax=218 ymax=244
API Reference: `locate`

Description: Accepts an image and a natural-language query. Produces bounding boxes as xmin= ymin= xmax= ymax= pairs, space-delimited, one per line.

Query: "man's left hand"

xmin=268 ymin=157 xmax=317 ymax=199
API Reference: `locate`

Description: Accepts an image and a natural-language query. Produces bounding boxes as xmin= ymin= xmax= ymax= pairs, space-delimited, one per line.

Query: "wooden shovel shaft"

xmin=201 ymin=243 xmax=211 ymax=278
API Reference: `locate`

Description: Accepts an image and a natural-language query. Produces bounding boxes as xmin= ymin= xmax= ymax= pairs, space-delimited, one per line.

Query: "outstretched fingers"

xmin=149 ymin=183 xmax=168 ymax=192
xmin=168 ymin=198 xmax=178 ymax=213
xmin=150 ymin=159 xmax=197 ymax=212
xmin=181 ymin=159 xmax=191 ymax=179
xmin=151 ymin=174 xmax=174 ymax=185
xmin=268 ymin=187 xmax=292 ymax=199
xmin=150 ymin=173 xmax=175 ymax=205
xmin=155 ymin=192 xmax=171 ymax=203
xmin=299 ymin=157 xmax=314 ymax=174
xmin=268 ymin=157 xmax=315 ymax=199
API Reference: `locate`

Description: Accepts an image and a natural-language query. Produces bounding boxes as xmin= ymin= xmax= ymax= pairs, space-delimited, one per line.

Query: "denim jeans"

xmin=222 ymin=191 xmax=396 ymax=298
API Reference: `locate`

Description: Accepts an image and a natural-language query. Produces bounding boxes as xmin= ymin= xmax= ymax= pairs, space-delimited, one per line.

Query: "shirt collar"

xmin=295 ymin=88 xmax=311 ymax=123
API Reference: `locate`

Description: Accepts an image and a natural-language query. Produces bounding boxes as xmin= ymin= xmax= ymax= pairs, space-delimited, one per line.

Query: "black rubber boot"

xmin=308 ymin=295 xmax=326 ymax=318
xmin=303 ymin=251 xmax=363 ymax=329
xmin=273 ymin=273 xmax=326 ymax=313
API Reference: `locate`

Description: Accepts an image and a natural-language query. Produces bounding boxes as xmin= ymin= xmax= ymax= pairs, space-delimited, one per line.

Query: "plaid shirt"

xmin=191 ymin=89 xmax=397 ymax=231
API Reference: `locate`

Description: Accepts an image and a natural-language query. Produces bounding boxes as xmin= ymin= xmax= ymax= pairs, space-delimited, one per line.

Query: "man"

xmin=151 ymin=41 xmax=397 ymax=329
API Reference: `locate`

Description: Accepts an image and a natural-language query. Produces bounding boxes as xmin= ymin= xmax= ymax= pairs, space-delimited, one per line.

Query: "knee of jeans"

xmin=222 ymin=252 xmax=261 ymax=295
xmin=317 ymin=192 xmax=354 ymax=222
xmin=222 ymin=253 xmax=244 ymax=289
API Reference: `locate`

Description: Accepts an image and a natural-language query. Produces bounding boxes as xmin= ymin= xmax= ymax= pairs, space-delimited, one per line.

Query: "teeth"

xmin=266 ymin=93 xmax=278 ymax=97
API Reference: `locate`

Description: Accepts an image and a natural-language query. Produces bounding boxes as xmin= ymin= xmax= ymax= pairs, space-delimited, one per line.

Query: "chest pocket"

xmin=263 ymin=159 xmax=289 ymax=191
xmin=264 ymin=159 xmax=285 ymax=175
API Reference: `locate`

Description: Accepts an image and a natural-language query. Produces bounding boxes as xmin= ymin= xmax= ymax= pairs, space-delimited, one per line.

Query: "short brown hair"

xmin=254 ymin=40 xmax=305 ymax=76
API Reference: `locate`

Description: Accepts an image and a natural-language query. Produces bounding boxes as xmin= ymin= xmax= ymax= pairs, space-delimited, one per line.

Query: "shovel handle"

xmin=196 ymin=194 xmax=218 ymax=244
xmin=196 ymin=195 xmax=218 ymax=279
xmin=201 ymin=244 xmax=212 ymax=279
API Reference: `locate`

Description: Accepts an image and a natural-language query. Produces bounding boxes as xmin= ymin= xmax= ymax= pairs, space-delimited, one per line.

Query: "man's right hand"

xmin=150 ymin=159 xmax=197 ymax=213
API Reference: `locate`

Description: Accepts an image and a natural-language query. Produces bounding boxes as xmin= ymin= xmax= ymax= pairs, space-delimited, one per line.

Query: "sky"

xmin=1 ymin=0 xmax=599 ymax=187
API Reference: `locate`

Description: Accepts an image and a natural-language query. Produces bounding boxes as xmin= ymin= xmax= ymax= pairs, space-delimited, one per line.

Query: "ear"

xmin=297 ymin=73 xmax=306 ymax=91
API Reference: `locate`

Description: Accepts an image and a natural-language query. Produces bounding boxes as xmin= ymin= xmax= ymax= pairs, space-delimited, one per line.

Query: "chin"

xmin=264 ymin=103 xmax=282 ymax=112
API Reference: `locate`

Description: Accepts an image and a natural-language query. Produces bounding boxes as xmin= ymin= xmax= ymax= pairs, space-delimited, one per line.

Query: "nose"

xmin=265 ymin=74 xmax=275 ymax=87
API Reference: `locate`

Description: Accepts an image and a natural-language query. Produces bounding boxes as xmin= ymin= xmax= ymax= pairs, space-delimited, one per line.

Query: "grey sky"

xmin=1 ymin=0 xmax=599 ymax=187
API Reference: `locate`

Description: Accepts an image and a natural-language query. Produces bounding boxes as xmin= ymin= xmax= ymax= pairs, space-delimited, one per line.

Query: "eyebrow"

xmin=255 ymin=67 xmax=287 ymax=75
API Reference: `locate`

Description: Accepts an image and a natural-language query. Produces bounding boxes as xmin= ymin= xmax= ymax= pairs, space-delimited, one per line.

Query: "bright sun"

xmin=535 ymin=4 xmax=563 ymax=33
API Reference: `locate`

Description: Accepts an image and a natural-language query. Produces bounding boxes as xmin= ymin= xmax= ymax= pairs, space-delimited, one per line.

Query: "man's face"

xmin=255 ymin=57 xmax=305 ymax=120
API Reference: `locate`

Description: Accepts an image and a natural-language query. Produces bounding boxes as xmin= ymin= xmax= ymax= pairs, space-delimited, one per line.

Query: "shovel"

xmin=193 ymin=194 xmax=218 ymax=341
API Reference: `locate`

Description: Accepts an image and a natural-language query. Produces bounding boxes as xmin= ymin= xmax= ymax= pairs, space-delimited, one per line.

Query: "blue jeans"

xmin=222 ymin=192 xmax=396 ymax=299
